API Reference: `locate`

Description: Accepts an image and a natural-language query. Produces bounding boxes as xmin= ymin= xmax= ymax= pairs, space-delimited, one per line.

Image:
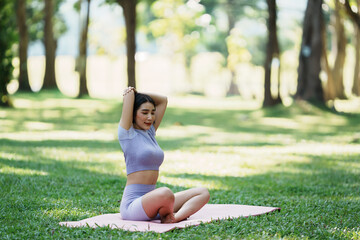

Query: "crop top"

xmin=118 ymin=124 xmax=164 ymax=175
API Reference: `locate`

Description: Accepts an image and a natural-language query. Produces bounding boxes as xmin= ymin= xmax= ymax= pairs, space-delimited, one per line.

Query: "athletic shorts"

xmin=120 ymin=184 xmax=156 ymax=221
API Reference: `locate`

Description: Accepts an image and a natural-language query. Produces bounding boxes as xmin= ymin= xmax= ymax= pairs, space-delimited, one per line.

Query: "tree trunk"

xmin=263 ymin=0 xmax=282 ymax=107
xmin=42 ymin=0 xmax=57 ymax=90
xmin=331 ymin=0 xmax=346 ymax=99
xmin=352 ymin=0 xmax=360 ymax=96
xmin=118 ymin=0 xmax=136 ymax=88
xmin=295 ymin=0 xmax=324 ymax=103
xmin=77 ymin=0 xmax=90 ymax=97
xmin=225 ymin=0 xmax=240 ymax=96
xmin=16 ymin=0 xmax=31 ymax=92
xmin=321 ymin=22 xmax=336 ymax=101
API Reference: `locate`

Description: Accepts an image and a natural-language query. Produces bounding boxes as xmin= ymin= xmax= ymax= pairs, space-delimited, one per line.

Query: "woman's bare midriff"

xmin=126 ymin=170 xmax=159 ymax=186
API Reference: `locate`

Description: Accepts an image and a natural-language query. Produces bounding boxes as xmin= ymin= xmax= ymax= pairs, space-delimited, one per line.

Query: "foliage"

xmin=0 ymin=0 xmax=17 ymax=107
xmin=26 ymin=0 xmax=67 ymax=43
xmin=147 ymin=0 xmax=206 ymax=69
xmin=201 ymin=0 xmax=266 ymax=66
xmin=1 ymin=92 xmax=359 ymax=239
xmin=226 ymin=28 xmax=252 ymax=70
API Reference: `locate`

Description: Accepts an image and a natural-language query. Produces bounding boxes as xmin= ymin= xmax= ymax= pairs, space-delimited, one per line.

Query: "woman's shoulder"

xmin=118 ymin=124 xmax=137 ymax=141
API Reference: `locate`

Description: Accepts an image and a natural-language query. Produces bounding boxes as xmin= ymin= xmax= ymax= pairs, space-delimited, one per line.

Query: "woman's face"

xmin=134 ymin=102 xmax=156 ymax=130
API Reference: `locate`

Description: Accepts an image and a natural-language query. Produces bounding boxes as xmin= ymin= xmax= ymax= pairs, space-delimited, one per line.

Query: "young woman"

xmin=118 ymin=87 xmax=210 ymax=223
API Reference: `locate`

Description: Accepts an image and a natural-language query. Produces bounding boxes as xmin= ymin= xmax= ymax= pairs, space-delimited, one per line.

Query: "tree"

xmin=16 ymin=0 xmax=32 ymax=92
xmin=75 ymin=0 xmax=91 ymax=97
xmin=295 ymin=0 xmax=324 ymax=103
xmin=117 ymin=0 xmax=137 ymax=88
xmin=341 ymin=0 xmax=360 ymax=96
xmin=201 ymin=0 xmax=265 ymax=96
xmin=0 ymin=0 xmax=16 ymax=107
xmin=42 ymin=0 xmax=57 ymax=89
xmin=322 ymin=1 xmax=347 ymax=100
xmin=330 ymin=0 xmax=346 ymax=99
xmin=148 ymin=0 xmax=205 ymax=91
xmin=224 ymin=0 xmax=240 ymax=95
xmin=321 ymin=16 xmax=336 ymax=100
xmin=263 ymin=0 xmax=282 ymax=107
xmin=103 ymin=0 xmax=158 ymax=88
xmin=352 ymin=0 xmax=360 ymax=96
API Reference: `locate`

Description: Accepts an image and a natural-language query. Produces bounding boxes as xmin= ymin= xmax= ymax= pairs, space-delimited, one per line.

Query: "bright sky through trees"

xmin=28 ymin=0 xmax=307 ymax=57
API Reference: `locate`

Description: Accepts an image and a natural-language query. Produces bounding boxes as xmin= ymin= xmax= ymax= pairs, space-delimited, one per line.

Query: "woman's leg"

xmin=173 ymin=187 xmax=210 ymax=222
xmin=141 ymin=187 xmax=176 ymax=223
xmin=141 ymin=186 xmax=210 ymax=223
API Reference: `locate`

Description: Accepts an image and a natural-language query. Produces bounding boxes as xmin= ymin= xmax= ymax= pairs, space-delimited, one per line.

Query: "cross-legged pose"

xmin=118 ymin=87 xmax=210 ymax=223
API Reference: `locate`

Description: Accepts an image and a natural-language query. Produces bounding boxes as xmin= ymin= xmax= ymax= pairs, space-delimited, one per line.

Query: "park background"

xmin=9 ymin=0 xmax=309 ymax=100
xmin=1 ymin=0 xmax=360 ymax=239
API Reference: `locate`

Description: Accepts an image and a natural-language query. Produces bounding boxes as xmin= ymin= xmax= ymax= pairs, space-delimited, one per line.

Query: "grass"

xmin=1 ymin=91 xmax=360 ymax=239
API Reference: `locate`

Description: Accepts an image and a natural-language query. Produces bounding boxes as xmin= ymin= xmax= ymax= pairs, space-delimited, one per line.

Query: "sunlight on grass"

xmin=159 ymin=175 xmax=227 ymax=190
xmin=0 ymin=166 xmax=48 ymax=176
xmin=161 ymin=148 xmax=293 ymax=177
xmin=1 ymin=93 xmax=360 ymax=239
xmin=334 ymin=99 xmax=360 ymax=113
xmin=0 ymin=131 xmax=117 ymax=141
xmin=0 ymin=119 xmax=15 ymax=130
xmin=258 ymin=114 xmax=347 ymax=133
xmin=159 ymin=125 xmax=217 ymax=139
xmin=0 ymin=110 xmax=6 ymax=118
xmin=199 ymin=131 xmax=295 ymax=146
xmin=24 ymin=121 xmax=55 ymax=131
xmin=295 ymin=114 xmax=346 ymax=126
xmin=259 ymin=117 xmax=300 ymax=129
xmin=224 ymin=143 xmax=360 ymax=156
xmin=329 ymin=227 xmax=360 ymax=239
xmin=43 ymin=206 xmax=94 ymax=220
xmin=12 ymin=97 xmax=115 ymax=110
xmin=0 ymin=152 xmax=31 ymax=161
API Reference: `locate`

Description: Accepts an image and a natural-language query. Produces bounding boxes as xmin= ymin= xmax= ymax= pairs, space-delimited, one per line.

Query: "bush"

xmin=0 ymin=0 xmax=17 ymax=107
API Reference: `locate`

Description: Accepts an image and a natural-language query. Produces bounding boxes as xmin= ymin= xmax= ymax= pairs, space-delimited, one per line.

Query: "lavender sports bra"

xmin=118 ymin=124 xmax=164 ymax=175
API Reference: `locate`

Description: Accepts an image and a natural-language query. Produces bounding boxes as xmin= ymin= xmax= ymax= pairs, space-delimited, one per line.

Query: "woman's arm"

xmin=119 ymin=87 xmax=136 ymax=130
xmin=143 ymin=92 xmax=168 ymax=131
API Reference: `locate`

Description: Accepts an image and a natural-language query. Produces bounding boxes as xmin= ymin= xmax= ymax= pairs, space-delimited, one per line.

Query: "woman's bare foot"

xmin=161 ymin=213 xmax=175 ymax=223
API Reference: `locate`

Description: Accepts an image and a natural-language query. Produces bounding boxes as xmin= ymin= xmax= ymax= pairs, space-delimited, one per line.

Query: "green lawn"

xmin=1 ymin=91 xmax=359 ymax=239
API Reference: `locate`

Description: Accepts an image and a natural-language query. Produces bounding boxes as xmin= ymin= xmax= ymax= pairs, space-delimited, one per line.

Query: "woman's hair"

xmin=133 ymin=92 xmax=156 ymax=123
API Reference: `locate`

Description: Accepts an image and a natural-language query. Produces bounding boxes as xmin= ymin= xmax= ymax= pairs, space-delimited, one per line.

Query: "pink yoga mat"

xmin=59 ymin=204 xmax=280 ymax=233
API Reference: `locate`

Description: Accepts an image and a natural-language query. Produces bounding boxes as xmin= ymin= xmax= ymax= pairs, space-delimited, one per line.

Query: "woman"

xmin=118 ymin=87 xmax=210 ymax=223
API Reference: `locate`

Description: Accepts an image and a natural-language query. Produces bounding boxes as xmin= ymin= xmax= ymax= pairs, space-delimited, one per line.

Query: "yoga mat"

xmin=59 ymin=204 xmax=280 ymax=233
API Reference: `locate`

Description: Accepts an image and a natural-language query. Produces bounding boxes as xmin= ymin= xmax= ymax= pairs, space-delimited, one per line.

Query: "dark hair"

xmin=133 ymin=93 xmax=156 ymax=123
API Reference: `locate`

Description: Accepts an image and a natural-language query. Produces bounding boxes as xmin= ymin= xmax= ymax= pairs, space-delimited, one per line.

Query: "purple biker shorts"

xmin=120 ymin=184 xmax=156 ymax=221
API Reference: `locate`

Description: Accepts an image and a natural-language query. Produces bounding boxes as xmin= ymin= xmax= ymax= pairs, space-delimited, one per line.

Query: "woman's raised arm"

xmin=143 ymin=92 xmax=168 ymax=131
xmin=119 ymin=87 xmax=136 ymax=130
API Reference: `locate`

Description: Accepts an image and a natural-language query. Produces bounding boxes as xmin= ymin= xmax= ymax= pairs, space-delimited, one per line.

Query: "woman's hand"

xmin=123 ymin=86 xmax=136 ymax=96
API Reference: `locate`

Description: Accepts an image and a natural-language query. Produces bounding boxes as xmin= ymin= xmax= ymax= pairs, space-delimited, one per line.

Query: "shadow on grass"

xmin=161 ymin=153 xmax=360 ymax=238
xmin=1 ymin=93 xmax=359 ymax=238
xmin=163 ymin=106 xmax=360 ymax=140
xmin=164 ymin=152 xmax=359 ymax=199
xmin=1 ymin=139 xmax=359 ymax=238
xmin=3 ymin=95 xmax=360 ymax=145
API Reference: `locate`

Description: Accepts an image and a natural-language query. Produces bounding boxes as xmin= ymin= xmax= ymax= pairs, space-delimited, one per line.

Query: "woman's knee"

xmin=198 ymin=187 xmax=210 ymax=202
xmin=142 ymin=187 xmax=175 ymax=217
xmin=157 ymin=187 xmax=175 ymax=203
